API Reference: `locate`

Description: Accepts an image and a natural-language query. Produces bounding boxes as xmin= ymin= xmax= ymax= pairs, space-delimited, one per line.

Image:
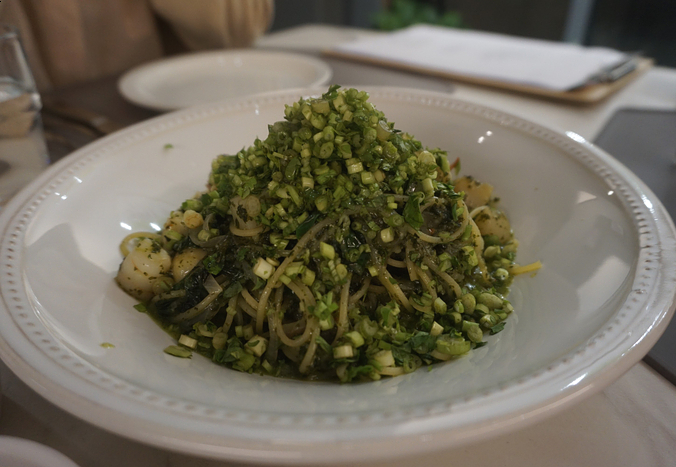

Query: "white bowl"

xmin=0 ymin=436 xmax=80 ymax=467
xmin=0 ymin=87 xmax=674 ymax=464
xmin=118 ymin=50 xmax=332 ymax=111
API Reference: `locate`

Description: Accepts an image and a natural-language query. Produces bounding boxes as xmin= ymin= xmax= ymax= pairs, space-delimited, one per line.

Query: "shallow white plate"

xmin=0 ymin=88 xmax=675 ymax=465
xmin=118 ymin=50 xmax=332 ymax=111
xmin=0 ymin=436 xmax=80 ymax=467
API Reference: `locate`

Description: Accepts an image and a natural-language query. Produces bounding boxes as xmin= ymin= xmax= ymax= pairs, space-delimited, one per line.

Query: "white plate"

xmin=118 ymin=50 xmax=332 ymax=111
xmin=0 ymin=436 xmax=80 ymax=467
xmin=0 ymin=88 xmax=675 ymax=465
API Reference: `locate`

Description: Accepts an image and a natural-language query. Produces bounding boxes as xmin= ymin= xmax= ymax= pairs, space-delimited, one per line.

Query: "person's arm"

xmin=149 ymin=0 xmax=274 ymax=50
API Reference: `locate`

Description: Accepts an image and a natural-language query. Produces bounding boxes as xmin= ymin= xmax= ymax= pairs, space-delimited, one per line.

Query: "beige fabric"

xmin=150 ymin=0 xmax=274 ymax=50
xmin=0 ymin=0 xmax=274 ymax=91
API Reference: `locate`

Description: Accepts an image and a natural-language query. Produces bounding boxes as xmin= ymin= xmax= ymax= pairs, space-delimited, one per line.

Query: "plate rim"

xmin=117 ymin=49 xmax=333 ymax=111
xmin=1 ymin=86 xmax=675 ymax=464
xmin=0 ymin=436 xmax=80 ymax=467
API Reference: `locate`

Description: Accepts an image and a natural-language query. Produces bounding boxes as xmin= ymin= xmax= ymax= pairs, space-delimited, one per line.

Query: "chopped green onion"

xmin=460 ymin=294 xmax=476 ymax=313
xmin=319 ymin=314 xmax=335 ymax=330
xmin=320 ymin=242 xmax=335 ymax=259
xmin=490 ymin=322 xmax=506 ymax=335
xmin=178 ymin=334 xmax=197 ymax=349
xmin=279 ymin=274 xmax=292 ymax=285
xmin=245 ymin=335 xmax=268 ymax=357
xmin=302 ymin=268 xmax=316 ymax=286
xmin=212 ymin=333 xmax=228 ymax=349
xmin=450 ymin=312 xmax=463 ymax=325
xmin=462 ymin=321 xmax=483 ymax=343
xmin=494 ymin=268 xmax=510 ymax=281
xmin=346 ymin=158 xmax=364 ymax=174
xmin=462 ymin=246 xmax=478 ymax=267
xmin=315 ymin=196 xmax=329 ymax=212
xmin=373 ymin=350 xmax=395 ymax=367
xmin=253 ymin=258 xmax=275 ymax=280
xmin=182 ymin=198 xmax=203 ymax=212
xmin=334 ymin=345 xmax=354 ymax=359
xmin=435 ymin=337 xmax=470 ymax=356
xmin=422 ymin=177 xmax=435 ymax=195
xmin=433 ymin=297 xmax=447 ymax=314
xmin=474 ymin=304 xmax=490 ymax=316
xmin=242 ymin=325 xmax=254 ymax=340
xmin=164 ymin=345 xmax=192 ymax=358
xmin=319 ymin=141 xmax=334 ymax=158
xmin=478 ymin=293 xmax=503 ymax=310
xmin=310 ymin=114 xmax=326 ymax=130
xmin=312 ymin=100 xmax=330 ymax=114
xmin=335 ymin=263 xmax=348 ymax=280
xmin=380 ymin=227 xmax=394 ymax=243
xmin=344 ymin=331 xmax=365 ymax=348
xmin=480 ymin=314 xmax=498 ymax=329
xmin=483 ymin=245 xmax=500 ymax=258
xmin=233 ymin=353 xmax=256 ymax=372
xmin=361 ymin=171 xmax=376 ymax=185
xmin=461 ymin=225 xmax=473 ymax=241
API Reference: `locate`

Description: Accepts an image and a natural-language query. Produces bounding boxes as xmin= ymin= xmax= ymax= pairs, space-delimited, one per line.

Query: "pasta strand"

xmin=334 ymin=275 xmax=351 ymax=343
xmin=256 ymin=215 xmax=344 ymax=333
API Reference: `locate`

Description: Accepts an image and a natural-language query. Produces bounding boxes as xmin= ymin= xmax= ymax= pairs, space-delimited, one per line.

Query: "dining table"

xmin=1 ymin=24 xmax=676 ymax=467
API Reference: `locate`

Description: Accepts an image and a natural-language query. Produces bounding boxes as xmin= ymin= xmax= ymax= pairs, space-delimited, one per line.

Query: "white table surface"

xmin=1 ymin=24 xmax=676 ymax=467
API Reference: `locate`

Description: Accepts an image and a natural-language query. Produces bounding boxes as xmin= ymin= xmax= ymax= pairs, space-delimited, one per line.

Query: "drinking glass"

xmin=0 ymin=24 xmax=49 ymax=207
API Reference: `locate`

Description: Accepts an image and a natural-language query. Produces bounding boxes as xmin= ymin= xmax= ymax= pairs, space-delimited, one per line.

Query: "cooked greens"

xmin=116 ymin=86 xmax=537 ymax=382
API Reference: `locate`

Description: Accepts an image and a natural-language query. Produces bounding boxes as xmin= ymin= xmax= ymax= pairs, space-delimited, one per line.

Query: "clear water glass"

xmin=0 ymin=24 xmax=49 ymax=207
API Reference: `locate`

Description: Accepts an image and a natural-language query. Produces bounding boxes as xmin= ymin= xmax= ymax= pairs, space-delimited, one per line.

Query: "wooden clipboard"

xmin=323 ymin=49 xmax=653 ymax=105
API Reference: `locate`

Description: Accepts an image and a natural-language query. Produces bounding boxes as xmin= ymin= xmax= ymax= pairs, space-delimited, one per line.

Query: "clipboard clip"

xmin=568 ymin=53 xmax=642 ymax=91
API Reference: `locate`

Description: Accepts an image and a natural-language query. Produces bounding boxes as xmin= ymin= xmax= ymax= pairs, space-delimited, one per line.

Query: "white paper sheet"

xmin=331 ymin=25 xmax=629 ymax=91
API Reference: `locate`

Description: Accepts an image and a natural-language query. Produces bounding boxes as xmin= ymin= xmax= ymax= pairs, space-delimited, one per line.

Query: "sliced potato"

xmin=172 ymin=247 xmax=208 ymax=282
xmin=474 ymin=207 xmax=512 ymax=243
xmin=454 ymin=176 xmax=493 ymax=210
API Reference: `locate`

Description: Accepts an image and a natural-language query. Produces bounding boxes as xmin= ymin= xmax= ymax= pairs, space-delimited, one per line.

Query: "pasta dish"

xmin=116 ymin=86 xmax=540 ymax=382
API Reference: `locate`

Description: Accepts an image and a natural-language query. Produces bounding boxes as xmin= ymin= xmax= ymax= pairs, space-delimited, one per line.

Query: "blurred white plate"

xmin=0 ymin=436 xmax=79 ymax=467
xmin=0 ymin=87 xmax=675 ymax=465
xmin=118 ymin=50 xmax=332 ymax=111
